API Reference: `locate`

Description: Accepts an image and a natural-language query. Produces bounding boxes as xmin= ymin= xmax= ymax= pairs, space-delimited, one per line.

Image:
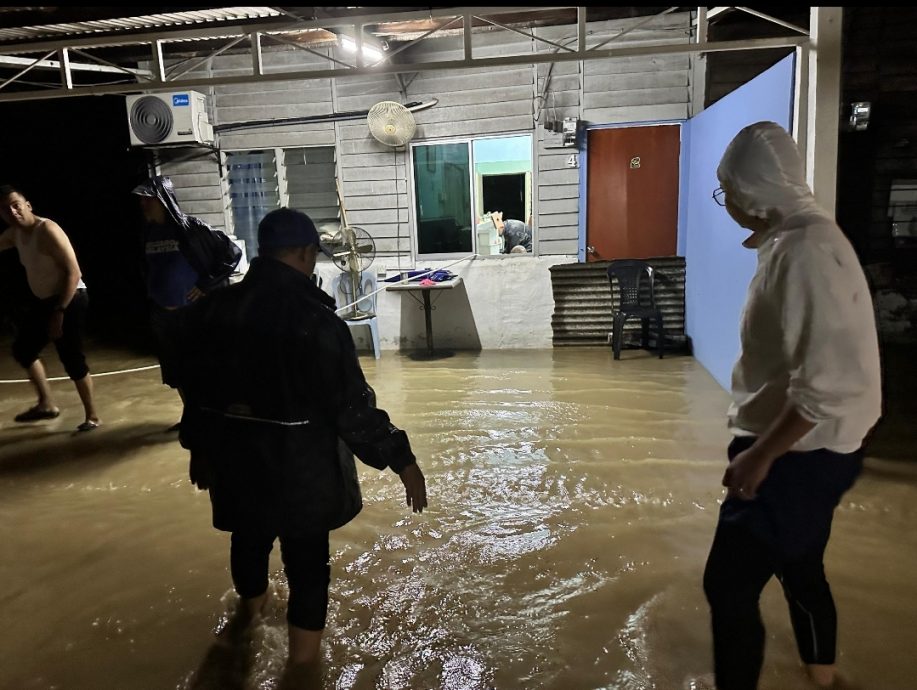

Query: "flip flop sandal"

xmin=76 ymin=420 xmax=101 ymax=432
xmin=14 ymin=406 xmax=61 ymax=422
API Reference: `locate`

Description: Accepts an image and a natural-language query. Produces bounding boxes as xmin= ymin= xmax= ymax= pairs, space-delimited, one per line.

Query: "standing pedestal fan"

xmin=328 ymin=178 xmax=376 ymax=320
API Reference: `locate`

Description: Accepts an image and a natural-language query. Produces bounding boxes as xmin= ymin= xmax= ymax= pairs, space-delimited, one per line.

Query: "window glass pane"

xmin=283 ymin=146 xmax=339 ymax=232
xmin=413 ymin=142 xmax=472 ymax=255
xmin=473 ymin=134 xmax=533 ymax=256
xmin=226 ymin=150 xmax=279 ymax=258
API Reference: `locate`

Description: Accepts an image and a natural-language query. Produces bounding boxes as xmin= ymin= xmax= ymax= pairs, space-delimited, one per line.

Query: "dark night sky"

xmin=1 ymin=95 xmax=154 ymax=344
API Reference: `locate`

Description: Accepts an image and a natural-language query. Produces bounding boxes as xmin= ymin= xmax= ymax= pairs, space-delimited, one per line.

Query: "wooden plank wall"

xmin=150 ymin=11 xmax=692 ymax=260
xmin=394 ymin=29 xmax=535 ymax=255
xmin=533 ymin=24 xmax=582 ymax=257
xmin=155 ymin=149 xmax=226 ymax=231
xmin=333 ymin=67 xmax=410 ymax=257
xmin=703 ymin=9 xmax=805 ymax=108
xmin=533 ymin=14 xmax=691 ymax=256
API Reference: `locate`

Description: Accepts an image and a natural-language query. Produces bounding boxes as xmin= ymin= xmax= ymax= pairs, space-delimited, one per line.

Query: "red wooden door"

xmin=586 ymin=125 xmax=681 ymax=261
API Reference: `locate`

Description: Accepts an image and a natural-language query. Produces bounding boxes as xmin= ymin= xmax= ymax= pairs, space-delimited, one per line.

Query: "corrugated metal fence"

xmin=550 ymin=257 xmax=687 ymax=349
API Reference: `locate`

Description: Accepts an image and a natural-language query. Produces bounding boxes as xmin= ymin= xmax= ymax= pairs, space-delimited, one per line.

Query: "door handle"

xmin=586 ymin=245 xmax=596 ymax=255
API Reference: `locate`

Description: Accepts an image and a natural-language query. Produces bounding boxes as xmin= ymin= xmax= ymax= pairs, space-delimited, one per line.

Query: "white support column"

xmin=152 ymin=40 xmax=165 ymax=82
xmin=355 ymin=24 xmax=364 ymax=68
xmin=792 ymin=43 xmax=809 ymax=163
xmin=276 ymin=147 xmax=289 ymax=208
xmin=577 ymin=6 xmax=586 ymax=52
xmin=806 ymin=7 xmax=843 ymax=214
xmin=251 ymin=32 xmax=263 ymax=76
xmin=58 ymin=48 xmax=72 ymax=89
xmin=690 ymin=6 xmax=708 ymax=117
xmin=219 ymin=150 xmax=234 ymax=238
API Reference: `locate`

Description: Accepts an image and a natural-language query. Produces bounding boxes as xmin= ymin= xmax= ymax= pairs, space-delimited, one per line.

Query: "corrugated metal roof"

xmin=0 ymin=7 xmax=282 ymax=43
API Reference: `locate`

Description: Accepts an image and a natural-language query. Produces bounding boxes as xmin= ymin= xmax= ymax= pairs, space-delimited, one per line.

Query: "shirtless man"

xmin=0 ymin=184 xmax=101 ymax=431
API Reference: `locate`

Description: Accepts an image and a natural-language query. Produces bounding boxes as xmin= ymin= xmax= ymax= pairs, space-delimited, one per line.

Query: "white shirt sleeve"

xmin=771 ymin=232 xmax=880 ymax=423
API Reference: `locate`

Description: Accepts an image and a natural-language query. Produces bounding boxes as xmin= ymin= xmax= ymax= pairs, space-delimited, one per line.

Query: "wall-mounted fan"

xmin=367 ymin=101 xmax=416 ymax=147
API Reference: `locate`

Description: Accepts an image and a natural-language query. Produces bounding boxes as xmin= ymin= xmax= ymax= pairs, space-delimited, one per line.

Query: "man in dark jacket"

xmin=167 ymin=207 xmax=427 ymax=670
xmin=132 ymin=175 xmax=241 ymax=429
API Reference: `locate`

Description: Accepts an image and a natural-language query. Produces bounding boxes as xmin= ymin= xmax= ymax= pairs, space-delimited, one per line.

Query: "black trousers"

xmin=703 ymin=436 xmax=862 ymax=690
xmin=230 ymin=528 xmax=331 ymax=631
xmin=148 ymin=302 xmax=182 ymax=388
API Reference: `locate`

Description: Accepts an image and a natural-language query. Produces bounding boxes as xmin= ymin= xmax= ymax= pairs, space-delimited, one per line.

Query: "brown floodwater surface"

xmin=1 ymin=345 xmax=915 ymax=689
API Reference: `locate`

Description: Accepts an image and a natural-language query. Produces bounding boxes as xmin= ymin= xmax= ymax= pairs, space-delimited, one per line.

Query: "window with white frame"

xmin=411 ymin=134 xmax=533 ymax=258
xmin=224 ymin=146 xmax=338 ymax=260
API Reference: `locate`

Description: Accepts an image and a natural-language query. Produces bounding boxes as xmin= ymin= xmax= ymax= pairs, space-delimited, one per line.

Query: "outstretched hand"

xmin=399 ymin=463 xmax=428 ymax=514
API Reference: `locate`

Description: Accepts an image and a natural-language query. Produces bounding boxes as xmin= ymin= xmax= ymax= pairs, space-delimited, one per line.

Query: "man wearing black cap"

xmin=132 ymin=176 xmax=241 ymax=430
xmin=165 ymin=207 xmax=427 ymax=672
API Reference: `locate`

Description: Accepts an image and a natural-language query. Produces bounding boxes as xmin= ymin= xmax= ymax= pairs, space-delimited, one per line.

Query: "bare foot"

xmin=279 ymin=659 xmax=323 ymax=690
xmin=216 ymin=591 xmax=269 ymax=644
xmin=288 ymin=625 xmax=323 ymax=666
xmin=240 ymin=590 xmax=270 ymax=621
xmin=806 ymin=664 xmax=863 ymax=689
xmin=807 ymin=664 xmax=836 ymax=688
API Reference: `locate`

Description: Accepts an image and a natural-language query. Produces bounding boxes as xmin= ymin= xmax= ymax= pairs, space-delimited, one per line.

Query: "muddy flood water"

xmin=1 ymin=345 xmax=915 ymax=690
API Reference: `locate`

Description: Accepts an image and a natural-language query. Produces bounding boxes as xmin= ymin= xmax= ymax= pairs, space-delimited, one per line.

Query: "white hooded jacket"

xmin=718 ymin=122 xmax=882 ymax=453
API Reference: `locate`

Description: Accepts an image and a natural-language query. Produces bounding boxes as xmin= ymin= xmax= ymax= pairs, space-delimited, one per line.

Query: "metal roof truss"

xmin=0 ymin=6 xmax=809 ymax=103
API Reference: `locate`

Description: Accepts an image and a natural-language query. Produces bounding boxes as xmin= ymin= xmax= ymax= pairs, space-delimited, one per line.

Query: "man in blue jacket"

xmin=168 ymin=207 xmax=427 ymax=671
xmin=132 ymin=176 xmax=241 ymax=430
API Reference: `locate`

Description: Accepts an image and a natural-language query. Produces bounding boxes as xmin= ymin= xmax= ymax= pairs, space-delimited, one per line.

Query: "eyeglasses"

xmin=712 ymin=187 xmax=726 ymax=207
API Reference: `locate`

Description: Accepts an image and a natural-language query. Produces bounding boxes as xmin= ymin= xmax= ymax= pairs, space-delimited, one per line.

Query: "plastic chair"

xmin=331 ymin=272 xmax=381 ymax=359
xmin=606 ymin=259 xmax=665 ymax=360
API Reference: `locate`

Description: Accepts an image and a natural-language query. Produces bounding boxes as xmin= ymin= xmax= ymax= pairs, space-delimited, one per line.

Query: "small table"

xmin=386 ymin=276 xmax=463 ymax=357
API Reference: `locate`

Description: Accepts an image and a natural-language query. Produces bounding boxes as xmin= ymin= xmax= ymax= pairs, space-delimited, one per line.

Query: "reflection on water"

xmin=1 ymin=346 xmax=915 ymax=689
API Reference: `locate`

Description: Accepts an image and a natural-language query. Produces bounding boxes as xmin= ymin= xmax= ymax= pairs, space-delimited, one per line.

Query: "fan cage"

xmin=129 ymin=96 xmax=174 ymax=144
xmin=367 ymin=101 xmax=416 ymax=146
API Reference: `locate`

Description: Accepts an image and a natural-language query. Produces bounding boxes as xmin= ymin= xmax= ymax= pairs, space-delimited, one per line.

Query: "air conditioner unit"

xmin=126 ymin=91 xmax=214 ymax=147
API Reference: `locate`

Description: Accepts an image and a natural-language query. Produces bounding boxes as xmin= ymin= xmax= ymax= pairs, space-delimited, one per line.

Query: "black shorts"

xmin=12 ymin=289 xmax=90 ymax=381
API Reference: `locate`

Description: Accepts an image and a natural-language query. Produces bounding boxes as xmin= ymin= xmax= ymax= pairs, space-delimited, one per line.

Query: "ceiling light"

xmin=339 ymin=35 xmax=385 ymax=62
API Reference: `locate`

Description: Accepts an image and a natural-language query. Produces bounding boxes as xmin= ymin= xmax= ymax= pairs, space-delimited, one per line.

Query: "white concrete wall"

xmin=314 ymin=255 xmax=576 ymax=351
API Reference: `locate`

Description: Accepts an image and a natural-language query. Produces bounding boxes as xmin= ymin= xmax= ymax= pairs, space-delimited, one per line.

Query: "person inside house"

xmin=491 ymin=210 xmax=532 ymax=253
xmin=131 ymin=175 xmax=241 ymax=432
xmin=702 ymin=122 xmax=882 ymax=690
xmin=163 ymin=207 xmax=428 ymax=676
xmin=0 ymin=183 xmax=101 ymax=431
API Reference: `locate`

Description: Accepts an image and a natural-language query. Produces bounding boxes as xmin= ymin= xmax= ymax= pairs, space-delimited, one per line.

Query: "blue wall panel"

xmin=680 ymin=54 xmax=795 ymax=390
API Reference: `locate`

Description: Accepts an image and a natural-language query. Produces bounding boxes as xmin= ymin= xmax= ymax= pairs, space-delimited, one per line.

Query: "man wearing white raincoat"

xmin=702 ymin=122 xmax=882 ymax=690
